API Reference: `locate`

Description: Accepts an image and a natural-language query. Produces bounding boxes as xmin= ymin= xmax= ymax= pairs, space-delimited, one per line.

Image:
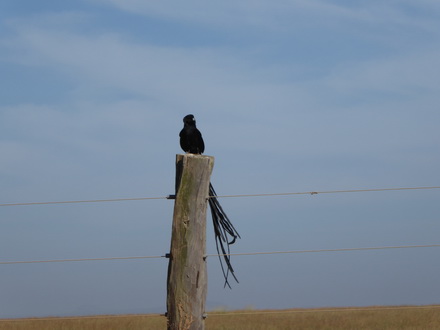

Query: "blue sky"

xmin=1 ymin=0 xmax=440 ymax=318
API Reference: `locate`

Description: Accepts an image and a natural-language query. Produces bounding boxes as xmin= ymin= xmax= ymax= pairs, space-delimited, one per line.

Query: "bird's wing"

xmin=195 ymin=129 xmax=205 ymax=153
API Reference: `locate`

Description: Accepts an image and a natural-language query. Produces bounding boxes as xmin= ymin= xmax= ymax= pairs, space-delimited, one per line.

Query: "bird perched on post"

xmin=179 ymin=114 xmax=205 ymax=154
xmin=179 ymin=114 xmax=240 ymax=288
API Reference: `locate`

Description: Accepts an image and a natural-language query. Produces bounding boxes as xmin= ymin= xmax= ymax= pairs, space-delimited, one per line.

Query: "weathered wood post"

xmin=167 ymin=154 xmax=214 ymax=330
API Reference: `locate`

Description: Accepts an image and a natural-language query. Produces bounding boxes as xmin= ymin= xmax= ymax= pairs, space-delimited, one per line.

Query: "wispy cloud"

xmin=3 ymin=8 xmax=440 ymax=160
xmin=5 ymin=22 xmax=246 ymax=108
xmin=93 ymin=0 xmax=440 ymax=35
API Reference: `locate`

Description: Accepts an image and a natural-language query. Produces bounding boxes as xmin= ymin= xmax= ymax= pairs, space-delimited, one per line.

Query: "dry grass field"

xmin=1 ymin=305 xmax=439 ymax=330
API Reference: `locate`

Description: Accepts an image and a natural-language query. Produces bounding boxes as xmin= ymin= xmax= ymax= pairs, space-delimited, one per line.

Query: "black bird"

xmin=179 ymin=114 xmax=205 ymax=154
xmin=179 ymin=114 xmax=240 ymax=288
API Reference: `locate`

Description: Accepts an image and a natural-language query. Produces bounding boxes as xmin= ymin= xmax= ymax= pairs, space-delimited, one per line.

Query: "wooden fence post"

xmin=167 ymin=154 xmax=214 ymax=330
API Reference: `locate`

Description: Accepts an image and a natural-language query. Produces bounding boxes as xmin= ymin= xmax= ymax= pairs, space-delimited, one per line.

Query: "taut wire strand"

xmin=204 ymin=244 xmax=440 ymax=258
xmin=0 ymin=255 xmax=166 ymax=265
xmin=3 ymin=244 xmax=439 ymax=265
xmin=1 ymin=186 xmax=439 ymax=207
xmin=211 ymin=186 xmax=440 ymax=198
xmin=0 ymin=196 xmax=169 ymax=207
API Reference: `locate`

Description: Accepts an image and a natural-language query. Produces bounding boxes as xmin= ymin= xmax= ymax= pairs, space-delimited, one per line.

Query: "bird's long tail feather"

xmin=208 ymin=183 xmax=240 ymax=288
